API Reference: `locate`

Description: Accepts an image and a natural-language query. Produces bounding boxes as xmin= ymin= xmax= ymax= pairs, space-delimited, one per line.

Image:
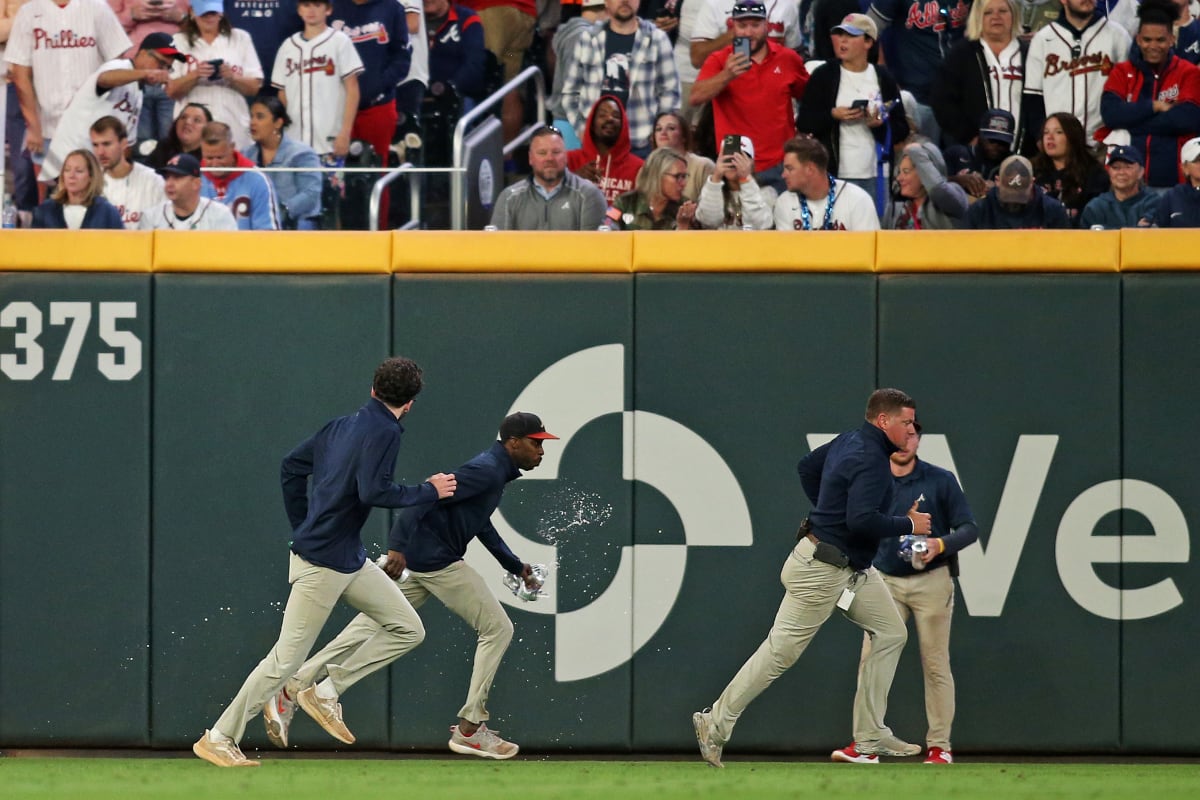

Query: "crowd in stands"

xmin=4 ymin=0 xmax=1200 ymax=231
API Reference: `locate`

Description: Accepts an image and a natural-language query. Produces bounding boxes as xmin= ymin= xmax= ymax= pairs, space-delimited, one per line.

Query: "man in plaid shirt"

xmin=560 ymin=0 xmax=681 ymax=156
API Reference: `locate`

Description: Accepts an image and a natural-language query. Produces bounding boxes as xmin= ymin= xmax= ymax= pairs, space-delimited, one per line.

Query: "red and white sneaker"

xmin=924 ymin=747 xmax=954 ymax=764
xmin=831 ymin=742 xmax=880 ymax=764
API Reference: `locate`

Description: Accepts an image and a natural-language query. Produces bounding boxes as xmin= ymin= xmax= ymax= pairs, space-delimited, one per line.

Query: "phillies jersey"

xmin=41 ymin=57 xmax=143 ymax=182
xmin=3 ymin=0 xmax=131 ymax=137
xmin=1025 ymin=15 xmax=1131 ymax=140
xmin=169 ymin=29 xmax=264 ymax=150
xmin=272 ymin=28 xmax=365 ymax=155
xmin=105 ymin=162 xmax=165 ymax=229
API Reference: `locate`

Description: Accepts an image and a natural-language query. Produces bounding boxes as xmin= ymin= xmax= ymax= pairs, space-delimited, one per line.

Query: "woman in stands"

xmin=146 ymin=102 xmax=213 ymax=170
xmin=32 ymin=150 xmax=125 ymax=230
xmin=1031 ymin=112 xmax=1109 ymax=226
xmin=649 ymin=111 xmax=714 ymax=202
xmin=613 ymin=148 xmax=699 ymax=230
xmin=244 ymin=95 xmax=323 ymax=230
xmin=166 ymin=0 xmax=264 ymax=150
xmin=932 ymin=0 xmax=1027 ymax=151
xmin=883 ymin=141 xmax=969 ymax=230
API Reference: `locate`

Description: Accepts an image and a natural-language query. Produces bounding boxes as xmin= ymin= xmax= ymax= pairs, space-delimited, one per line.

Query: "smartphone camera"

xmin=732 ymin=36 xmax=751 ymax=61
xmin=721 ymin=134 xmax=742 ymax=157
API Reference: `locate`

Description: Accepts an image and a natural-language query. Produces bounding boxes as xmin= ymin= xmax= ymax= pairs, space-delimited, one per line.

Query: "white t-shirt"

xmin=3 ymin=0 xmax=132 ymax=137
xmin=137 ymin=196 xmax=239 ymax=230
xmin=835 ymin=65 xmax=881 ymax=180
xmin=400 ymin=0 xmax=427 ymax=87
xmin=272 ymin=28 xmax=364 ymax=154
xmin=774 ymin=179 xmax=880 ymax=231
xmin=63 ymin=203 xmax=87 ymax=228
xmin=41 ymin=58 xmax=143 ymax=182
xmin=170 ymin=29 xmax=265 ymax=150
xmin=105 ymin=162 xmax=165 ymax=229
xmin=674 ymin=0 xmax=705 ymax=84
xmin=692 ymin=0 xmax=800 ymax=49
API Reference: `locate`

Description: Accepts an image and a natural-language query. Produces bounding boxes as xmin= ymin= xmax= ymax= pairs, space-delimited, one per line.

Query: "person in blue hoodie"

xmin=31 ymin=149 xmax=125 ymax=230
xmin=1079 ymin=144 xmax=1159 ymax=227
xmin=200 ymin=120 xmax=282 ymax=229
xmin=1155 ymin=134 xmax=1200 ymax=225
xmin=964 ymin=154 xmax=1072 ymax=228
xmin=243 ymin=96 xmax=323 ymax=229
xmin=264 ymin=412 xmax=554 ymax=760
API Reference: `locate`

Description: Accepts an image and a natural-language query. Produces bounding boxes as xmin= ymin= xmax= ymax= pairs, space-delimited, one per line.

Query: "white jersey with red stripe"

xmin=271 ymin=28 xmax=364 ymax=155
xmin=3 ymin=0 xmax=131 ymax=137
xmin=40 ymin=57 xmax=143 ymax=182
xmin=137 ymin=196 xmax=238 ymax=230
xmin=105 ymin=162 xmax=165 ymax=229
xmin=1024 ymin=16 xmax=1131 ymax=141
xmin=169 ymin=29 xmax=264 ymax=150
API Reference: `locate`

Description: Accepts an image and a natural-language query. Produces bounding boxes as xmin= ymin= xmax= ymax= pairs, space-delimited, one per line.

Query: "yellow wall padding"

xmin=0 ymin=230 xmax=153 ymax=271
xmin=1119 ymin=229 xmax=1200 ymax=271
xmin=391 ymin=231 xmax=635 ymax=272
xmin=632 ymin=230 xmax=876 ymax=272
xmin=876 ymin=230 xmax=1121 ymax=272
xmin=152 ymin=231 xmax=392 ymax=273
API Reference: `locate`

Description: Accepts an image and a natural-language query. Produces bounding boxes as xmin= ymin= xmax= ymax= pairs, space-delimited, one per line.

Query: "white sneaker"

xmin=692 ymin=709 xmax=724 ymax=768
xmin=860 ymin=734 xmax=921 ymax=757
xmin=193 ymin=731 xmax=260 ymax=767
xmin=263 ymin=688 xmax=297 ymax=748
xmin=296 ymin=685 xmax=355 ymax=744
xmin=448 ymin=724 xmax=519 ymax=760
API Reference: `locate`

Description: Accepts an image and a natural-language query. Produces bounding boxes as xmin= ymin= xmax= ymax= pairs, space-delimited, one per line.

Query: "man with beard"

xmin=137 ymin=152 xmax=238 ymax=230
xmin=691 ymin=0 xmax=807 ymax=185
xmin=1099 ymin=0 xmax=1200 ymax=191
xmin=1079 ymin=144 xmax=1158 ymax=226
xmin=1024 ymin=0 xmax=1131 ymax=143
xmin=90 ymin=115 xmax=164 ymax=229
xmin=567 ymin=94 xmax=644 ymax=203
xmin=561 ymin=0 xmax=680 ymax=157
xmin=831 ymin=421 xmax=979 ymax=766
xmin=490 ymin=125 xmax=608 ymax=228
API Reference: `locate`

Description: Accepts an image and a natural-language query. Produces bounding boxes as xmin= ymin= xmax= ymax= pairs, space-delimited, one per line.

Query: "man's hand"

xmin=576 ymin=159 xmax=602 ymax=182
xmin=23 ymin=127 xmax=44 ymax=155
xmin=654 ymin=15 xmax=678 ymax=33
xmin=729 ymin=150 xmax=753 ymax=181
xmin=919 ymin=538 xmax=943 ymax=564
xmin=949 ymin=171 xmax=989 ymax=198
xmin=142 ymin=69 xmax=170 ymax=86
xmin=428 ymin=472 xmax=457 ymax=498
xmin=332 ymin=131 xmax=351 ymax=158
xmin=520 ymin=563 xmax=541 ymax=590
xmin=908 ymin=498 xmax=932 ymax=535
xmin=832 ymin=106 xmax=866 ymax=122
xmin=724 ymin=52 xmax=751 ymax=80
xmin=1153 ymin=99 xmax=1175 ymax=113
xmin=676 ymin=200 xmax=698 ymax=229
xmin=380 ymin=549 xmax=407 ymax=579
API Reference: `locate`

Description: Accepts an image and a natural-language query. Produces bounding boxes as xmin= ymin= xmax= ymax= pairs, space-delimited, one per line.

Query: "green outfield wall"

xmin=1 ymin=230 xmax=1198 ymax=754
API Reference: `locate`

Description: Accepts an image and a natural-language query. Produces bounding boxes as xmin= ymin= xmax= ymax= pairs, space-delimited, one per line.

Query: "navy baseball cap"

xmin=139 ymin=32 xmax=186 ymax=62
xmin=731 ymin=1 xmax=767 ymax=19
xmin=159 ymin=153 xmax=201 ymax=178
xmin=1106 ymin=145 xmax=1143 ymax=166
xmin=500 ymin=413 xmax=560 ymax=441
xmin=979 ymin=109 xmax=1015 ymax=145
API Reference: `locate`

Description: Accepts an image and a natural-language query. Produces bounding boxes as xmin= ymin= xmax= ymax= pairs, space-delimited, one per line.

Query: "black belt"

xmin=801 ymin=532 xmax=850 ymax=569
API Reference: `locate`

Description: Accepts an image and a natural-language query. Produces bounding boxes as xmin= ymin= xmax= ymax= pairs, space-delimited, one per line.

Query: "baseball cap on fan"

xmin=1106 ymin=145 xmax=1142 ymax=166
xmin=978 ymin=109 xmax=1015 ymax=145
xmin=500 ymin=412 xmax=560 ymax=441
xmin=191 ymin=0 xmax=225 ymax=15
xmin=1181 ymin=136 xmax=1200 ymax=165
xmin=730 ymin=1 xmax=767 ymax=19
xmin=996 ymin=155 xmax=1035 ymax=204
xmin=159 ymin=153 xmax=201 ymax=178
xmin=139 ymin=32 xmax=187 ymax=62
xmin=832 ymin=13 xmax=878 ymax=39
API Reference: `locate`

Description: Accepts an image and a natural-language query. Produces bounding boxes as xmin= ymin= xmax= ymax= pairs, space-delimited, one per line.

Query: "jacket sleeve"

xmin=490 ymin=185 xmax=512 ymax=229
xmin=281 ymin=435 xmax=316 ymax=529
xmin=1101 ymin=70 xmax=1155 ymax=129
xmin=845 ymin=459 xmax=912 ymax=540
xmin=930 ymin=44 xmax=978 ymax=146
xmin=695 ymin=177 xmax=726 ymax=228
xmin=561 ymin=32 xmax=599 ymax=136
xmin=579 ymin=181 xmax=608 ymax=229
xmin=797 ymin=442 xmax=830 ymax=504
xmin=475 ymin=520 xmax=524 ymax=574
xmin=793 ymin=65 xmax=835 ymax=140
xmin=455 ymin=16 xmax=487 ymax=97
xmin=356 ymin=433 xmax=439 ymax=508
xmin=374 ymin=11 xmax=412 ymax=100
xmin=935 ymin=473 xmax=978 ymax=555
xmin=739 ymin=179 xmax=775 ymax=230
xmin=284 ymin=147 xmax=323 ymax=222
xmin=252 ymin=173 xmax=281 ymax=230
xmin=652 ymin=27 xmax=681 ymax=114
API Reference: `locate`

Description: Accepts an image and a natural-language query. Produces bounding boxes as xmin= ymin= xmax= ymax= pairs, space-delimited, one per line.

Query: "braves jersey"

xmin=272 ymin=28 xmax=364 ymax=155
xmin=169 ymin=29 xmax=264 ymax=150
xmin=869 ymin=0 xmax=970 ymax=103
xmin=3 ymin=0 xmax=131 ymax=137
xmin=40 ymin=57 xmax=142 ymax=182
xmin=400 ymin=0 xmax=428 ymax=87
xmin=1025 ymin=16 xmax=1130 ymax=140
xmin=773 ymin=181 xmax=881 ymax=231
xmin=691 ymin=0 xmax=801 ymax=49
xmin=137 ymin=197 xmax=239 ymax=229
xmin=104 ymin=162 xmax=164 ymax=229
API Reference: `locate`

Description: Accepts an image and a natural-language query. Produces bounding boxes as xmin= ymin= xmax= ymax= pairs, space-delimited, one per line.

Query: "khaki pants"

xmin=214 ymin=553 xmax=425 ymax=743
xmin=710 ymin=538 xmax=907 ymax=748
xmin=859 ymin=567 xmax=956 ymax=749
xmin=292 ymin=560 xmax=514 ymax=725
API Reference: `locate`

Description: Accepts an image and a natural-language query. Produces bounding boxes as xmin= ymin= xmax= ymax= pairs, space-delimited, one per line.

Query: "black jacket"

xmin=794 ymin=62 xmax=909 ymax=179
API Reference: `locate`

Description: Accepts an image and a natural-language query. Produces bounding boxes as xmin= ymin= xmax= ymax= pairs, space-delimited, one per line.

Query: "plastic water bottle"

xmin=2 ymin=196 xmax=17 ymax=229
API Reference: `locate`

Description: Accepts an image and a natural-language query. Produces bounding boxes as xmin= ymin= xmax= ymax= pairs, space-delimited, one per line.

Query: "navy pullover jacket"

xmin=872 ymin=458 xmax=979 ymax=577
xmin=281 ymin=398 xmax=437 ymax=573
xmin=1155 ymin=181 xmax=1200 ymax=227
xmin=388 ymin=441 xmax=523 ymax=575
xmin=798 ymin=422 xmax=914 ymax=570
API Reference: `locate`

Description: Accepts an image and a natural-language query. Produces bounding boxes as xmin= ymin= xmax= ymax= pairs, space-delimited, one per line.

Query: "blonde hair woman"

xmin=32 ymin=150 xmax=124 ymax=229
xmin=612 ymin=148 xmax=699 ymax=230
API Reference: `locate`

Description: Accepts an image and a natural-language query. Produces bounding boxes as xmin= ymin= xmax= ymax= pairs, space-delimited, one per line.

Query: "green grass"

xmin=4 ymin=757 xmax=1200 ymax=800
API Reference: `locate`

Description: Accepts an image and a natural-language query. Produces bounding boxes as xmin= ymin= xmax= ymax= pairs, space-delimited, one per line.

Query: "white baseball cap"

xmin=1181 ymin=136 xmax=1200 ymax=165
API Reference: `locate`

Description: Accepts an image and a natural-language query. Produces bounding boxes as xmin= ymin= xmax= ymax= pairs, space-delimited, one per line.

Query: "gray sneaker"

xmin=193 ymin=730 xmax=260 ymax=767
xmin=263 ymin=688 xmax=296 ymax=748
xmin=296 ymin=685 xmax=356 ymax=744
xmin=860 ymin=734 xmax=921 ymax=757
xmin=448 ymin=723 xmax=519 ymax=760
xmin=692 ymin=709 xmax=724 ymax=768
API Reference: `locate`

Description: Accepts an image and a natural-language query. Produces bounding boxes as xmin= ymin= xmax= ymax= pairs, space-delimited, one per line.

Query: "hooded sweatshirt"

xmin=201 ymin=151 xmax=282 ymax=230
xmin=567 ymin=94 xmax=645 ymax=205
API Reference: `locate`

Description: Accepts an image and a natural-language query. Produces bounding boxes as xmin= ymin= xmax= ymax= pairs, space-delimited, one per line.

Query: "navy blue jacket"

xmin=332 ymin=0 xmax=412 ymax=109
xmin=31 ymin=197 xmax=124 ymax=229
xmin=281 ymin=398 xmax=437 ymax=573
xmin=1156 ymin=182 xmax=1200 ymax=227
xmin=1079 ymin=188 xmax=1160 ymax=228
xmin=798 ymin=422 xmax=914 ymax=570
xmin=964 ymin=185 xmax=1071 ymax=229
xmin=388 ymin=441 xmax=523 ymax=574
xmin=428 ymin=5 xmax=487 ymax=100
xmin=873 ymin=458 xmax=978 ymax=577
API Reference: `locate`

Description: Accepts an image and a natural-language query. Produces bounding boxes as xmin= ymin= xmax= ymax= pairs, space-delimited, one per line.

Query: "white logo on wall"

xmin=477 ymin=160 xmax=495 ymax=208
xmin=464 ymin=344 xmax=753 ymax=682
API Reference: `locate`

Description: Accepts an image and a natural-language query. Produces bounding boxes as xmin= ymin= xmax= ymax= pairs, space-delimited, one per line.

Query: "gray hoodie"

xmin=884 ymin=142 xmax=969 ymax=230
